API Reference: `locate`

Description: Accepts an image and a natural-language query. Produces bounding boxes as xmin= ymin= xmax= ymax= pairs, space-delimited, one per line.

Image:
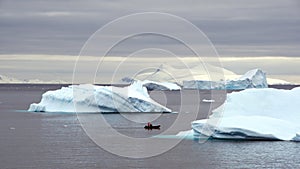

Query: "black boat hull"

xmin=144 ymin=125 xmax=160 ymax=129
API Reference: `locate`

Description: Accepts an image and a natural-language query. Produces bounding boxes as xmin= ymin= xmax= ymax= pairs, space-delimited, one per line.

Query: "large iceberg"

xmin=226 ymin=69 xmax=268 ymax=89
xmin=191 ymin=87 xmax=300 ymax=141
xmin=182 ymin=80 xmax=225 ymax=90
xmin=28 ymin=81 xmax=171 ymax=113
xmin=183 ymin=69 xmax=268 ymax=90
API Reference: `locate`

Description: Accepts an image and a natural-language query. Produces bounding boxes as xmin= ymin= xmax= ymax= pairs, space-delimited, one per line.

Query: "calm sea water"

xmin=0 ymin=84 xmax=299 ymax=169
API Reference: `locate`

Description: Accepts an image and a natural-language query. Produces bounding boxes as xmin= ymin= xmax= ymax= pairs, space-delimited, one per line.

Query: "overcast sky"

xmin=1 ymin=0 xmax=299 ymax=56
xmin=0 ymin=0 xmax=300 ymax=83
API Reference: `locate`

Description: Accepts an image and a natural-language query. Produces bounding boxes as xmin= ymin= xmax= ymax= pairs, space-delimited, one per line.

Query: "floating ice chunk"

xmin=226 ymin=69 xmax=268 ymax=89
xmin=176 ymin=130 xmax=194 ymax=137
xmin=183 ymin=69 xmax=268 ymax=90
xmin=183 ymin=80 xmax=225 ymax=90
xmin=202 ymin=99 xmax=215 ymax=103
xmin=192 ymin=117 xmax=300 ymax=141
xmin=192 ymin=87 xmax=300 ymax=141
xmin=29 ymin=103 xmax=46 ymax=112
xmin=28 ymin=81 xmax=171 ymax=113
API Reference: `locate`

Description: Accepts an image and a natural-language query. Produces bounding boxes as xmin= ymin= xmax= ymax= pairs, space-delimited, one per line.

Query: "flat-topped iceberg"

xmin=191 ymin=87 xmax=300 ymax=141
xmin=183 ymin=69 xmax=268 ymax=90
xmin=28 ymin=81 xmax=171 ymax=113
xmin=183 ymin=80 xmax=225 ymax=90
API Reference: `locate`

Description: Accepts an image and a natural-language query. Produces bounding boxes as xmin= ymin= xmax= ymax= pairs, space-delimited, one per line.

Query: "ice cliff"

xmin=191 ymin=87 xmax=300 ymax=141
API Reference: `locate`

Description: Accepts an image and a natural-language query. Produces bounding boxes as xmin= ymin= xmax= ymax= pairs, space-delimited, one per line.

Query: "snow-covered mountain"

xmin=0 ymin=74 xmax=23 ymax=83
xmin=0 ymin=74 xmax=67 ymax=84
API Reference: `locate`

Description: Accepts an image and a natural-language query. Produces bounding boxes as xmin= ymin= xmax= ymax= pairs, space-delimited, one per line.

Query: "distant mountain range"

xmin=0 ymin=63 xmax=292 ymax=86
xmin=0 ymin=74 xmax=67 ymax=84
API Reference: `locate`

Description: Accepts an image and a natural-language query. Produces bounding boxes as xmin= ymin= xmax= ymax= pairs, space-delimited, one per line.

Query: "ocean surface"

xmin=0 ymin=84 xmax=300 ymax=169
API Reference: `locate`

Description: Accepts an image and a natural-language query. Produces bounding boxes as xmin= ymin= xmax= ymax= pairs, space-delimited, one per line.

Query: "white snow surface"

xmin=28 ymin=81 xmax=171 ymax=113
xmin=191 ymin=87 xmax=300 ymax=141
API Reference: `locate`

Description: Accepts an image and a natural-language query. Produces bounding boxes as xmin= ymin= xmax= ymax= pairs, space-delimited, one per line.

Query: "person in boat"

xmin=147 ymin=122 xmax=152 ymax=128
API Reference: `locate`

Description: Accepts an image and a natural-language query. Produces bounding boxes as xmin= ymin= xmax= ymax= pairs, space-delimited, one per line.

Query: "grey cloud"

xmin=0 ymin=0 xmax=299 ymax=56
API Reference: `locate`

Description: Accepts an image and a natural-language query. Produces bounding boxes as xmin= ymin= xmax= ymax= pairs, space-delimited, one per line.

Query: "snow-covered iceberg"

xmin=183 ymin=69 xmax=268 ymax=90
xmin=131 ymin=63 xmax=236 ymax=85
xmin=183 ymin=80 xmax=225 ymax=90
xmin=121 ymin=78 xmax=181 ymax=91
xmin=122 ymin=64 xmax=292 ymax=88
xmin=192 ymin=87 xmax=300 ymax=141
xmin=226 ymin=69 xmax=268 ymax=89
xmin=28 ymin=81 xmax=171 ymax=113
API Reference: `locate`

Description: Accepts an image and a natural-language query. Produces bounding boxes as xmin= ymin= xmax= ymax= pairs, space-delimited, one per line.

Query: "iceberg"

xmin=191 ymin=87 xmax=300 ymax=141
xmin=202 ymin=99 xmax=215 ymax=103
xmin=121 ymin=78 xmax=181 ymax=91
xmin=120 ymin=78 xmax=181 ymax=91
xmin=183 ymin=69 xmax=268 ymax=90
xmin=141 ymin=80 xmax=181 ymax=91
xmin=28 ymin=81 xmax=171 ymax=113
xmin=226 ymin=69 xmax=268 ymax=89
xmin=131 ymin=63 xmax=236 ymax=85
xmin=183 ymin=80 xmax=225 ymax=90
xmin=122 ymin=64 xmax=292 ymax=88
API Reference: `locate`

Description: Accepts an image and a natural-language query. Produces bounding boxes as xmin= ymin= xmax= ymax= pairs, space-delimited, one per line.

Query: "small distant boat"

xmin=144 ymin=125 xmax=160 ymax=129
